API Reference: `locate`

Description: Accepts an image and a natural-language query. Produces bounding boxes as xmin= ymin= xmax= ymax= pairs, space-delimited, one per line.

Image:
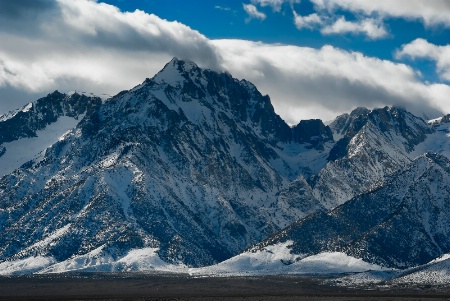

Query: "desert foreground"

xmin=0 ymin=273 xmax=449 ymax=301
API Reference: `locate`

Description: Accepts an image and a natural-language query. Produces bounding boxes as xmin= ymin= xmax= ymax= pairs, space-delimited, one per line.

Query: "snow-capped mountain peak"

xmin=152 ymin=57 xmax=203 ymax=86
xmin=1 ymin=58 xmax=450 ymax=280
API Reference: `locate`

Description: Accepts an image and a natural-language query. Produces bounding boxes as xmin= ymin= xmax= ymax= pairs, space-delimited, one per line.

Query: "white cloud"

xmin=0 ymin=0 xmax=219 ymax=111
xmin=311 ymin=0 xmax=450 ymax=27
xmin=215 ymin=6 xmax=231 ymax=11
xmin=293 ymin=11 xmax=323 ymax=30
xmin=396 ymin=39 xmax=450 ymax=82
xmin=321 ymin=17 xmax=388 ymax=40
xmin=243 ymin=4 xmax=266 ymax=21
xmin=291 ymin=5 xmax=388 ymax=39
xmin=251 ymin=0 xmax=300 ymax=12
xmin=212 ymin=39 xmax=447 ymax=123
xmin=0 ymin=0 xmax=448 ymax=124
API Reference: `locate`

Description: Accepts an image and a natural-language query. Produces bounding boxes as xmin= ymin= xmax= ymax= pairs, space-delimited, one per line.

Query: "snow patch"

xmin=0 ymin=256 xmax=56 ymax=275
xmin=191 ymin=242 xmax=387 ymax=276
xmin=40 ymin=247 xmax=187 ymax=274
xmin=297 ymin=252 xmax=387 ymax=274
xmin=0 ymin=116 xmax=79 ymax=176
xmin=22 ymin=103 xmax=32 ymax=113
xmin=428 ymin=117 xmax=443 ymax=125
xmin=414 ymin=121 xmax=450 ymax=160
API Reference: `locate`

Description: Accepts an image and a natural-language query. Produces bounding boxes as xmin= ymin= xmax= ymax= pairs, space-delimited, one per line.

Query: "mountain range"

xmin=0 ymin=58 xmax=450 ymax=283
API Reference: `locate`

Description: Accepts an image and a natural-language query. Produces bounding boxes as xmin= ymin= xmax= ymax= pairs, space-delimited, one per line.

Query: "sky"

xmin=0 ymin=0 xmax=450 ymax=124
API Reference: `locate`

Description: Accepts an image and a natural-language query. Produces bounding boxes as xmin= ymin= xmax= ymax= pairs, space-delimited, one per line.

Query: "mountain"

xmin=328 ymin=106 xmax=370 ymax=140
xmin=414 ymin=114 xmax=450 ymax=159
xmin=0 ymin=58 xmax=330 ymax=268
xmin=191 ymin=240 xmax=388 ymax=276
xmin=392 ymin=253 xmax=450 ymax=285
xmin=1 ymin=58 xmax=450 ymax=277
xmin=312 ymin=106 xmax=432 ymax=208
xmin=0 ymin=91 xmax=101 ymax=176
xmin=256 ymin=153 xmax=450 ymax=269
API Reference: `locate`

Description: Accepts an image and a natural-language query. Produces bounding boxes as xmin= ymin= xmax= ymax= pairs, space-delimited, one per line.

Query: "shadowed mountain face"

xmin=312 ymin=106 xmax=432 ymax=209
xmin=292 ymin=119 xmax=333 ymax=150
xmin=0 ymin=58 xmax=329 ymax=267
xmin=0 ymin=58 xmax=449 ymax=273
xmin=0 ymin=92 xmax=102 ymax=177
xmin=258 ymin=153 xmax=450 ymax=269
xmin=0 ymin=91 xmax=101 ymax=144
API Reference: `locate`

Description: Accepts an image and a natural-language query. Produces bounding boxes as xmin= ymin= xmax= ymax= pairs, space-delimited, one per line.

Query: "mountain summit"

xmin=0 ymin=59 xmax=328 ymax=268
xmin=0 ymin=58 xmax=449 ymax=275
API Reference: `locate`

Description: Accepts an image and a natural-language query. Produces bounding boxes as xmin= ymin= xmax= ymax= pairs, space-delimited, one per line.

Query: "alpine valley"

xmin=1 ymin=58 xmax=450 ymax=285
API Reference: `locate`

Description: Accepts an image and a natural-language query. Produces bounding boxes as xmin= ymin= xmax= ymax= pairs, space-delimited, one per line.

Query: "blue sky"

xmin=101 ymin=0 xmax=450 ymax=81
xmin=0 ymin=0 xmax=449 ymax=123
xmin=103 ymin=0 xmax=447 ymax=56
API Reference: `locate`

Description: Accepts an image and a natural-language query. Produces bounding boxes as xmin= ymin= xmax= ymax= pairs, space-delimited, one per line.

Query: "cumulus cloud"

xmin=243 ymin=4 xmax=267 ymax=21
xmin=0 ymin=0 xmax=448 ymax=124
xmin=293 ymin=11 xmax=323 ymax=30
xmin=310 ymin=0 xmax=450 ymax=27
xmin=213 ymin=39 xmax=447 ymax=122
xmin=0 ymin=0 xmax=220 ymax=112
xmin=396 ymin=39 xmax=450 ymax=82
xmin=291 ymin=3 xmax=389 ymax=39
xmin=215 ymin=6 xmax=231 ymax=11
xmin=0 ymin=0 xmax=56 ymax=19
xmin=321 ymin=17 xmax=388 ymax=40
xmin=251 ymin=0 xmax=300 ymax=12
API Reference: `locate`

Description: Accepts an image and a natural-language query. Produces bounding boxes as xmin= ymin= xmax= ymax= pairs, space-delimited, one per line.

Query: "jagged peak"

xmin=152 ymin=57 xmax=201 ymax=85
xmin=440 ymin=114 xmax=450 ymax=124
xmin=67 ymin=90 xmax=102 ymax=99
xmin=350 ymin=107 xmax=370 ymax=117
xmin=167 ymin=57 xmax=199 ymax=72
xmin=370 ymin=106 xmax=421 ymax=121
xmin=47 ymin=90 xmax=65 ymax=97
xmin=292 ymin=119 xmax=333 ymax=150
xmin=368 ymin=106 xmax=429 ymax=134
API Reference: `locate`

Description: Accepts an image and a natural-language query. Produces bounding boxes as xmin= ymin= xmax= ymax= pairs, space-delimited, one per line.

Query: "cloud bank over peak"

xmin=0 ymin=0 xmax=448 ymax=124
xmin=0 ymin=0 xmax=219 ymax=112
xmin=213 ymin=40 xmax=447 ymax=122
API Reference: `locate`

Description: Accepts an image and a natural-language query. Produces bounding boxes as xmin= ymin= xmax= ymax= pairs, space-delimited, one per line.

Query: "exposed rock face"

xmin=313 ymin=106 xmax=432 ymax=208
xmin=0 ymin=92 xmax=102 ymax=176
xmin=0 ymin=91 xmax=101 ymax=144
xmin=1 ymin=58 xmax=450 ymax=274
xmin=329 ymin=107 xmax=370 ymax=139
xmin=292 ymin=119 xmax=333 ymax=150
xmin=258 ymin=153 xmax=450 ymax=269
xmin=0 ymin=58 xmax=324 ymax=267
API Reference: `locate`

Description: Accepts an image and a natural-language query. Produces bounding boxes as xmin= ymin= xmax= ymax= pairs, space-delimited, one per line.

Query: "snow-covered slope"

xmin=0 ymin=247 xmax=188 ymax=275
xmin=192 ymin=241 xmax=387 ymax=276
xmin=0 ymin=58 xmax=327 ymax=269
xmin=1 ymin=58 xmax=450 ymax=279
xmin=257 ymin=153 xmax=450 ymax=269
xmin=0 ymin=91 xmax=101 ymax=176
xmin=393 ymin=253 xmax=450 ymax=285
xmin=0 ymin=243 xmax=386 ymax=276
xmin=414 ymin=114 xmax=450 ymax=159
xmin=313 ymin=106 xmax=431 ymax=208
xmin=0 ymin=116 xmax=79 ymax=177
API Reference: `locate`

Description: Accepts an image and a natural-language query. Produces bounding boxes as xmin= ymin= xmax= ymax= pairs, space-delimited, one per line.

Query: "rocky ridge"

xmin=0 ymin=58 xmax=449 ymax=276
